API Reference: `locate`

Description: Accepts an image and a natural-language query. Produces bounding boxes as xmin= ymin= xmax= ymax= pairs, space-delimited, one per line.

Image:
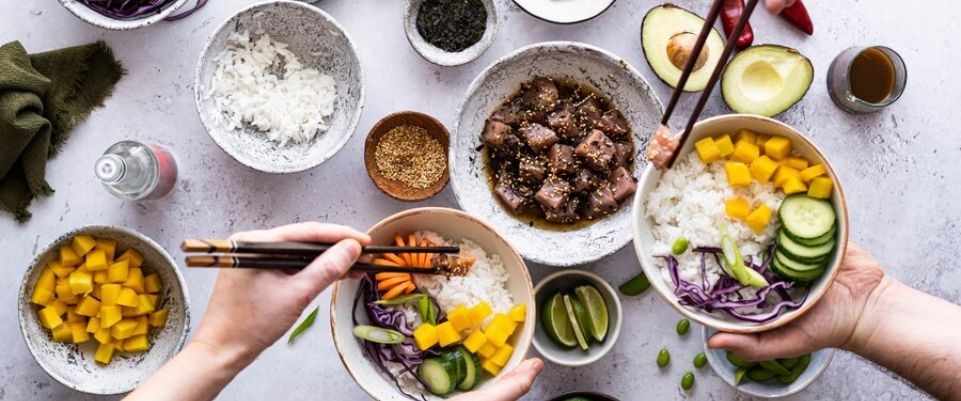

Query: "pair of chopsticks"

xmin=181 ymin=239 xmax=459 ymax=275
xmin=659 ymin=0 xmax=761 ymax=169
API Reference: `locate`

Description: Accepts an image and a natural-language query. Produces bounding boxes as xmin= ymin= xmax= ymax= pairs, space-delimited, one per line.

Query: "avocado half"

xmin=721 ymin=45 xmax=814 ymax=117
xmin=641 ymin=4 xmax=725 ymax=92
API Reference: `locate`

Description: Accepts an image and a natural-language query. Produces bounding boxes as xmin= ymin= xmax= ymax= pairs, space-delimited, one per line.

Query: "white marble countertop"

xmin=2 ymin=0 xmax=958 ymax=400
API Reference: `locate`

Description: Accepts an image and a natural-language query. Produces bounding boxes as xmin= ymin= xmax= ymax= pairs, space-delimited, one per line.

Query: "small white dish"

xmin=194 ymin=0 xmax=365 ymax=174
xmin=703 ymin=326 xmax=835 ymax=398
xmin=404 ymin=0 xmax=498 ymax=66
xmin=513 ymin=0 xmax=616 ymax=24
xmin=58 ymin=0 xmax=189 ymax=30
xmin=532 ymin=270 xmax=622 ymax=367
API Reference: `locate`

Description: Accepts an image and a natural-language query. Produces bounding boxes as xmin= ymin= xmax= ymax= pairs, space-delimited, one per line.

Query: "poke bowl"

xmin=330 ymin=207 xmax=535 ymax=400
xmin=451 ymin=41 xmax=663 ymax=267
xmin=632 ymin=114 xmax=848 ymax=333
xmin=17 ymin=225 xmax=190 ymax=394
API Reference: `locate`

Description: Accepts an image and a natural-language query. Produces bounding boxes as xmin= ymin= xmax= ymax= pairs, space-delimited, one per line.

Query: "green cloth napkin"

xmin=0 ymin=40 xmax=123 ymax=222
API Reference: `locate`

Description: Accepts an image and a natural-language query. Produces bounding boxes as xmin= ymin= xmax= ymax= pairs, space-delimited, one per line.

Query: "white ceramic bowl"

xmin=531 ymin=270 xmax=622 ymax=367
xmin=450 ymin=41 xmax=664 ymax=267
xmin=513 ymin=0 xmax=615 ymax=24
xmin=404 ymin=0 xmax=498 ymax=66
xmin=702 ymin=326 xmax=835 ymax=398
xmin=17 ymin=225 xmax=191 ymax=395
xmin=330 ymin=207 xmax=535 ymax=401
xmin=631 ymin=114 xmax=849 ymax=333
xmin=194 ymin=0 xmax=365 ymax=173
xmin=58 ymin=0 xmax=189 ymax=30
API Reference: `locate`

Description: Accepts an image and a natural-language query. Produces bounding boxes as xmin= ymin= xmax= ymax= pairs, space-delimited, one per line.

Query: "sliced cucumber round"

xmin=775 ymin=250 xmax=824 ymax=272
xmin=771 ymin=255 xmax=826 ymax=282
xmin=457 ymin=347 xmax=483 ymax=391
xmin=785 ymin=225 xmax=836 ymax=247
xmin=777 ymin=231 xmax=835 ymax=264
xmin=441 ymin=348 xmax=467 ymax=386
xmin=779 ymin=195 xmax=836 ymax=239
xmin=417 ymin=357 xmax=457 ymax=395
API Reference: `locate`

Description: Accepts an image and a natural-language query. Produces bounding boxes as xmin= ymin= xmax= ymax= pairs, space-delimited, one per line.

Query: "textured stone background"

xmin=1 ymin=0 xmax=957 ymax=400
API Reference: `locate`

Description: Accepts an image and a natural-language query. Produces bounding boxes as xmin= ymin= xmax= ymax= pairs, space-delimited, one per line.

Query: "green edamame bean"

xmin=676 ymin=319 xmax=690 ymax=335
xmin=780 ymin=356 xmax=800 ymax=369
xmin=681 ymin=371 xmax=695 ymax=390
xmin=657 ymin=348 xmax=670 ymax=367
xmin=758 ymin=359 xmax=791 ymax=376
xmin=693 ymin=352 xmax=708 ymax=368
xmin=734 ymin=368 xmax=747 ymax=385
xmin=777 ymin=354 xmax=812 ymax=384
xmin=672 ymin=237 xmax=689 ymax=255
xmin=726 ymin=351 xmax=756 ymax=368
xmin=746 ymin=366 xmax=778 ymax=382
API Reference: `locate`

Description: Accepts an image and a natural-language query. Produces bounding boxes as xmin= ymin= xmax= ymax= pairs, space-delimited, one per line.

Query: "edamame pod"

xmin=780 ymin=356 xmax=801 ymax=369
xmin=758 ymin=359 xmax=791 ymax=376
xmin=746 ymin=366 xmax=779 ymax=381
xmin=726 ymin=351 xmax=756 ymax=368
xmin=777 ymin=354 xmax=812 ymax=384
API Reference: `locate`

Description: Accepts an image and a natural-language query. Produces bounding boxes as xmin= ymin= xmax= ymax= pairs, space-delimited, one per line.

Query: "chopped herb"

xmin=416 ymin=0 xmax=487 ymax=52
xmin=288 ymin=306 xmax=319 ymax=344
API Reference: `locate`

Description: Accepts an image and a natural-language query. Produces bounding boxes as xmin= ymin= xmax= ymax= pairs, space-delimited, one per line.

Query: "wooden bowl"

xmin=364 ymin=111 xmax=450 ymax=201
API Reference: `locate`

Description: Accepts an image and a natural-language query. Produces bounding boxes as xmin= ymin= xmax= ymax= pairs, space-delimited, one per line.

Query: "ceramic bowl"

xmin=17 ymin=225 xmax=191 ymax=395
xmin=330 ymin=207 xmax=535 ymax=401
xmin=194 ymin=0 xmax=365 ymax=173
xmin=450 ymin=41 xmax=664 ymax=267
xmin=532 ymin=270 xmax=622 ymax=367
xmin=547 ymin=391 xmax=620 ymax=401
xmin=364 ymin=111 xmax=450 ymax=202
xmin=404 ymin=0 xmax=498 ymax=66
xmin=702 ymin=326 xmax=835 ymax=398
xmin=631 ymin=114 xmax=849 ymax=333
xmin=513 ymin=0 xmax=616 ymax=24
xmin=58 ymin=0 xmax=189 ymax=30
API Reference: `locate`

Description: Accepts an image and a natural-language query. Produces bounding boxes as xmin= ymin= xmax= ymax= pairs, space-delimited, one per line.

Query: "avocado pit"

xmin=666 ymin=32 xmax=708 ymax=71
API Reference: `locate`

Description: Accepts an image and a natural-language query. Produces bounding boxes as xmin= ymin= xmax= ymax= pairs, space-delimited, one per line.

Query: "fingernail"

xmin=530 ymin=358 xmax=544 ymax=372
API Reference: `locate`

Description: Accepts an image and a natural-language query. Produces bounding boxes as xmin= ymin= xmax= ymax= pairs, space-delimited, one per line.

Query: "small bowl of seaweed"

xmin=404 ymin=0 xmax=499 ymax=66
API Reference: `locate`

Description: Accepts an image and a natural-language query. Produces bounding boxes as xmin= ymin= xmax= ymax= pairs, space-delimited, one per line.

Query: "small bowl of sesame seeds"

xmin=364 ymin=111 xmax=451 ymax=201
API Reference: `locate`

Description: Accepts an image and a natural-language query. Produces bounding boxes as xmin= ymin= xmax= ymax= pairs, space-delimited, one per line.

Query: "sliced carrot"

xmin=372 ymin=258 xmax=402 ymax=267
xmin=383 ymin=253 xmax=406 ymax=266
xmin=408 ymin=234 xmax=418 ymax=266
xmin=395 ymin=234 xmax=412 ymax=265
xmin=381 ymin=283 xmax=410 ymax=300
xmin=377 ymin=277 xmax=410 ymax=290
xmin=375 ymin=272 xmax=411 ymax=281
xmin=418 ymin=239 xmax=429 ymax=267
xmin=401 ymin=282 xmax=416 ymax=294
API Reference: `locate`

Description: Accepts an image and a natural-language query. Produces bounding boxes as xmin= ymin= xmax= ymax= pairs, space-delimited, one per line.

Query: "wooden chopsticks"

xmin=181 ymin=239 xmax=459 ymax=256
xmin=184 ymin=256 xmax=444 ymax=274
xmin=661 ymin=0 xmax=761 ymax=169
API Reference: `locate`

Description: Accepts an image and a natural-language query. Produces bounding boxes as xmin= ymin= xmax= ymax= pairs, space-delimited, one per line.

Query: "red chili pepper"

xmin=780 ymin=0 xmax=814 ymax=35
xmin=721 ymin=0 xmax=754 ymax=49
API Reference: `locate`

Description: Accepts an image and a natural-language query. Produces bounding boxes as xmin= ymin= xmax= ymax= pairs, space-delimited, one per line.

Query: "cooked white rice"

xmin=645 ymin=152 xmax=784 ymax=287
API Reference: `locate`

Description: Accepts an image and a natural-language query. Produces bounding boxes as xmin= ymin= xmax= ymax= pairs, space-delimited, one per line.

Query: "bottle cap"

xmin=95 ymin=154 xmax=126 ymax=183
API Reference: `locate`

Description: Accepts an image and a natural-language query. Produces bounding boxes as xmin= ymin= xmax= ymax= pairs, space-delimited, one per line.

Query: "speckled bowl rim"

xmin=192 ymin=0 xmax=366 ymax=174
xmin=17 ymin=225 xmax=192 ymax=395
xmin=329 ymin=207 xmax=535 ymax=401
xmin=631 ymin=114 xmax=849 ymax=334
xmin=701 ymin=325 xmax=836 ymax=398
xmin=512 ymin=0 xmax=616 ymax=25
xmin=531 ymin=269 xmax=623 ymax=367
xmin=403 ymin=0 xmax=499 ymax=66
xmin=57 ymin=0 xmax=189 ymax=31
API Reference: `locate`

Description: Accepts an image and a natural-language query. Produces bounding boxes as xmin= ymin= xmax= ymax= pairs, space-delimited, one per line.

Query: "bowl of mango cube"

xmin=17 ymin=225 xmax=191 ymax=394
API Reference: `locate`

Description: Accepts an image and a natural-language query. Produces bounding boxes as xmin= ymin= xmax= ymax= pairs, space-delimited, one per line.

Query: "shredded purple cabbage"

xmin=78 ymin=0 xmax=208 ymax=21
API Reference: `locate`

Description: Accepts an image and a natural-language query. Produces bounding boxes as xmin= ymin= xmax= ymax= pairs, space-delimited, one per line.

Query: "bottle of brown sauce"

xmin=827 ymin=46 xmax=906 ymax=113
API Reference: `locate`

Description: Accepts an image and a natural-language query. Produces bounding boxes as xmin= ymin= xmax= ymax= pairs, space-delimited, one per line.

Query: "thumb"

xmin=463 ymin=358 xmax=543 ymax=401
xmin=764 ymin=0 xmax=795 ymax=14
xmin=294 ymin=239 xmax=362 ymax=296
xmin=708 ymin=327 xmax=815 ymax=361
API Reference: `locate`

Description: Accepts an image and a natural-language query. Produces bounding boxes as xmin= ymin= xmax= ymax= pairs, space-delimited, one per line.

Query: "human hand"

xmin=764 ymin=0 xmax=795 ymax=14
xmin=449 ymin=359 xmax=544 ymax=401
xmin=191 ymin=222 xmax=370 ymax=366
xmin=708 ymin=242 xmax=887 ymax=360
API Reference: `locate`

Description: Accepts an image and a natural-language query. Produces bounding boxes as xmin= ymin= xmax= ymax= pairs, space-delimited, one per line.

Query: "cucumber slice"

xmin=778 ymin=195 xmax=836 ymax=239
xmin=775 ymin=250 xmax=824 ymax=272
xmin=771 ymin=256 xmax=825 ymax=282
xmin=777 ymin=231 xmax=835 ymax=264
xmin=417 ymin=357 xmax=456 ymax=395
xmin=785 ymin=225 xmax=836 ymax=247
xmin=441 ymin=348 xmax=467 ymax=385
xmin=457 ymin=347 xmax=483 ymax=391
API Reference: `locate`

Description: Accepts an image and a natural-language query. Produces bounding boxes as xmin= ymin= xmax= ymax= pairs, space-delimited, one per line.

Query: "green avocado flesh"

xmin=641 ymin=4 xmax=725 ymax=92
xmin=721 ymin=45 xmax=814 ymax=117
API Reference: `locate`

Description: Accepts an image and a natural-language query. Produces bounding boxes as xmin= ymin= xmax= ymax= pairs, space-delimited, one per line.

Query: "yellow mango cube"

xmin=413 ymin=324 xmax=439 ymax=350
xmin=124 ymin=335 xmax=150 ymax=352
xmin=84 ymin=250 xmax=108 ymax=272
xmin=784 ymin=157 xmax=809 ymax=170
xmin=144 ymin=294 xmax=159 ymax=308
xmin=94 ymin=343 xmax=115 ymax=365
xmin=447 ymin=305 xmax=472 ymax=332
xmin=94 ymin=239 xmax=117 ymax=261
xmin=68 ymin=271 xmax=93 ymax=295
xmin=107 ymin=260 xmax=129 ymax=283
xmin=66 ymin=309 xmax=85 ymax=323
xmin=149 ymin=309 xmax=168 ymax=327
xmin=477 ymin=342 xmax=497 ymax=359
xmin=735 ymin=129 xmax=757 ymax=144
xmin=123 ymin=306 xmax=143 ymax=318
xmin=485 ymin=327 xmax=510 ymax=348
xmin=50 ymin=261 xmax=74 ymax=279
xmin=715 ymin=134 xmax=735 ymax=157
xmin=724 ymin=162 xmax=752 ymax=187
xmin=87 ymin=317 xmax=101 ymax=334
xmin=807 ymin=177 xmax=834 ymax=199
xmin=731 ymin=140 xmax=760 ymax=164
xmin=763 ymin=136 xmax=792 ymax=160
xmin=749 ymin=156 xmax=779 ymax=185
xmin=490 ymin=344 xmax=514 ymax=367
xmin=38 ymin=305 xmax=64 ymax=329
xmin=488 ymin=314 xmax=517 ymax=336
xmin=49 ymin=299 xmax=68 ymax=316
xmin=101 ymin=283 xmax=122 ymax=306
xmin=468 ymin=302 xmax=492 ymax=326
xmin=36 ymin=267 xmax=57 ymax=293
xmin=463 ymin=330 xmax=488 ymax=353
xmin=133 ymin=316 xmax=149 ymax=336
xmin=123 ymin=268 xmax=145 ymax=293
xmin=783 ymin=177 xmax=808 ymax=195
xmin=800 ymin=164 xmax=827 ymax=183
xmin=694 ymin=137 xmax=722 ymax=163
xmin=100 ymin=305 xmax=122 ymax=328
xmin=746 ymin=205 xmax=773 ymax=234
xmin=71 ymin=321 xmax=90 ymax=343
xmin=756 ymin=134 xmax=771 ymax=147
xmin=59 ymin=245 xmax=80 ymax=267
xmin=116 ymin=288 xmax=140 ymax=307
xmin=481 ymin=359 xmax=502 ymax=376
xmin=117 ymin=249 xmax=144 ymax=270
xmin=94 ymin=327 xmax=112 ymax=344
xmin=76 ymin=296 xmax=101 ymax=317
xmin=144 ymin=273 xmax=162 ymax=293
xmin=31 ymin=288 xmax=55 ymax=306
xmin=55 ymin=284 xmax=78 ymax=303
xmin=508 ymin=304 xmax=527 ymax=323
xmin=725 ymin=198 xmax=751 ymax=220
xmin=93 ymin=271 xmax=108 ymax=284
xmin=51 ymin=323 xmax=73 ymax=342
xmin=111 ymin=319 xmax=139 ymax=340
xmin=435 ymin=322 xmax=461 ymax=347
xmin=71 ymin=235 xmax=97 ymax=258
xmin=772 ymin=166 xmax=800 ymax=188
xmin=135 ymin=294 xmax=156 ymax=315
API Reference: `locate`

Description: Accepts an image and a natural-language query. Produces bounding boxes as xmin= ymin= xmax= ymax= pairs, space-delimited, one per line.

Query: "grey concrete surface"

xmin=1 ymin=0 xmax=957 ymax=400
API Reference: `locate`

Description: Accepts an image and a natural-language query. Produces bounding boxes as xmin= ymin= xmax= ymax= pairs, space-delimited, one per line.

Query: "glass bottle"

xmin=95 ymin=141 xmax=177 ymax=201
xmin=827 ymin=46 xmax=907 ymax=114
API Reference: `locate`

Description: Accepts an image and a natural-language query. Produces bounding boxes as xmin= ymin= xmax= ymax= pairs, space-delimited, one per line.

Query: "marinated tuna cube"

xmin=518 ymin=157 xmax=547 ymax=184
xmin=573 ymin=168 xmax=597 ymax=192
xmin=521 ymin=123 xmax=560 ymax=151
xmin=609 ymin=167 xmax=637 ymax=202
xmin=491 ymin=103 xmax=521 ymax=126
xmin=495 ymin=179 xmax=528 ymax=213
xmin=613 ymin=142 xmax=634 ymax=167
xmin=534 ymin=178 xmax=572 ymax=211
xmin=522 ymin=77 xmax=559 ymax=112
xmin=544 ymin=197 xmax=580 ymax=224
xmin=549 ymin=144 xmax=577 ymax=175
xmin=547 ymin=107 xmax=580 ymax=140
xmin=584 ymin=186 xmax=619 ymax=219
xmin=575 ymin=95 xmax=603 ymax=127
xmin=483 ymin=120 xmax=517 ymax=152
xmin=596 ymin=110 xmax=630 ymax=137
xmin=575 ymin=129 xmax=616 ymax=172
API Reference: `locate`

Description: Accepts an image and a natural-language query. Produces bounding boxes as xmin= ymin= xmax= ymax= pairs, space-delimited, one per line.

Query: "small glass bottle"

xmin=95 ymin=141 xmax=177 ymax=201
xmin=827 ymin=46 xmax=907 ymax=114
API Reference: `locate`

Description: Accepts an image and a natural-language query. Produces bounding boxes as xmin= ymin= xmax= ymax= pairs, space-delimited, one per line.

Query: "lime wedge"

xmin=542 ymin=293 xmax=576 ymax=347
xmin=575 ymin=285 xmax=609 ymax=342
xmin=563 ymin=294 xmax=590 ymax=351
xmin=569 ymin=296 xmax=593 ymax=345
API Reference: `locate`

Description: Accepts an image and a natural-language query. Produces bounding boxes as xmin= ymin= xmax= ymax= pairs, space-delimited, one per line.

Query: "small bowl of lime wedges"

xmin=532 ymin=270 xmax=622 ymax=367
